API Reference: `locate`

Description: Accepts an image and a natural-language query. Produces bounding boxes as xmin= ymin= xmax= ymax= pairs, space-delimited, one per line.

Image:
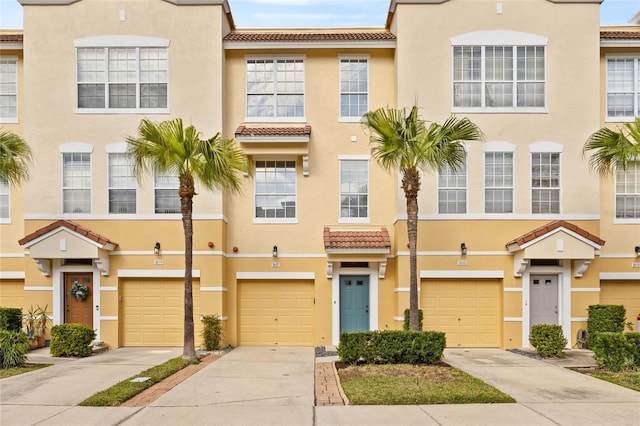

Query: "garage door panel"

xmin=601 ymin=281 xmax=640 ymax=323
xmin=239 ymin=281 xmax=314 ymax=346
xmin=421 ymin=280 xmax=500 ymax=348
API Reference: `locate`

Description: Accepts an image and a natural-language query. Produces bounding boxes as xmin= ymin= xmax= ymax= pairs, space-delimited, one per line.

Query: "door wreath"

xmin=69 ymin=281 xmax=90 ymax=301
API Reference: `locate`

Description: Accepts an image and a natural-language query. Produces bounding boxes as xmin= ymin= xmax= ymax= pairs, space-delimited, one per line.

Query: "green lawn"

xmin=79 ymin=357 xmax=195 ymax=406
xmin=337 ymin=363 xmax=515 ymax=405
xmin=0 ymin=364 xmax=51 ymax=379
xmin=576 ymin=369 xmax=640 ymax=392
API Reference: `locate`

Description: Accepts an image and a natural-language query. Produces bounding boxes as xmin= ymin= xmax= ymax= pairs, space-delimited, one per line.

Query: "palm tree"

xmin=127 ymin=118 xmax=248 ymax=361
xmin=583 ymin=117 xmax=640 ymax=176
xmin=0 ymin=129 xmax=33 ymax=185
xmin=362 ymin=105 xmax=483 ymax=330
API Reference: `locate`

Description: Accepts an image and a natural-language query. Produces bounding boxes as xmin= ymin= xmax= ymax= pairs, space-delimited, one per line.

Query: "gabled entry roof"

xmin=323 ymin=226 xmax=391 ymax=279
xmin=19 ymin=220 xmax=118 ymax=248
xmin=506 ymin=220 xmax=605 ymax=252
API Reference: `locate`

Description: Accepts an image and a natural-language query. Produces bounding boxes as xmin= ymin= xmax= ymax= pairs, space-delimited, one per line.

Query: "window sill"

xmin=0 ymin=218 xmax=11 ymax=224
xmin=0 ymin=118 xmax=18 ymax=124
xmin=451 ymin=107 xmax=548 ymax=114
xmin=338 ymin=117 xmax=363 ymax=123
xmin=613 ymin=218 xmax=640 ymax=225
xmin=338 ymin=217 xmax=370 ymax=224
xmin=75 ymin=108 xmax=170 ymax=115
xmin=605 ymin=117 xmax=636 ymax=123
xmin=244 ymin=117 xmax=307 ymax=123
xmin=253 ymin=218 xmax=299 ymax=224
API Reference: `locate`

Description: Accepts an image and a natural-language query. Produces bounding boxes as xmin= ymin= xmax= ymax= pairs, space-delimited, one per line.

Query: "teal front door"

xmin=340 ymin=275 xmax=369 ymax=332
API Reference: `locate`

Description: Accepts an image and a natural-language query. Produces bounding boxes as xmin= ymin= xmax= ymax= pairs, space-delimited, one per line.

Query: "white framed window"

xmin=615 ymin=161 xmax=639 ymax=220
xmin=62 ymin=153 xmax=91 ymax=213
xmin=255 ymin=160 xmax=296 ymax=221
xmin=606 ymin=57 xmax=640 ymax=120
xmin=340 ymin=159 xmax=369 ymax=221
xmin=438 ymin=158 xmax=467 ymax=214
xmin=108 ymin=153 xmax=136 ymax=214
xmin=154 ymin=169 xmax=180 ymax=214
xmin=0 ymin=178 xmax=9 ymax=220
xmin=0 ymin=57 xmax=18 ymax=122
xmin=340 ymin=57 xmax=368 ymax=120
xmin=453 ymin=45 xmax=545 ymax=111
xmin=76 ymin=47 xmax=168 ymax=111
xmin=485 ymin=152 xmax=514 ymax=213
xmin=246 ymin=58 xmax=304 ymax=120
xmin=531 ymin=152 xmax=560 ymax=214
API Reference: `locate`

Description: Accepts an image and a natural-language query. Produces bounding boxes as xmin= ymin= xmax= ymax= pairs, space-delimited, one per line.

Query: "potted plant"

xmin=22 ymin=305 xmax=40 ymax=349
xmin=34 ymin=304 xmax=52 ymax=347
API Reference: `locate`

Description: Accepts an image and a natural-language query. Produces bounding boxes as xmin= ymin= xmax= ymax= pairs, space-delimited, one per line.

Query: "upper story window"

xmin=451 ymin=31 xmax=547 ymax=113
xmin=62 ymin=153 xmax=91 ymax=214
xmin=615 ymin=161 xmax=639 ymax=220
xmin=154 ymin=169 xmax=179 ymax=214
xmin=340 ymin=57 xmax=368 ymax=120
xmin=0 ymin=57 xmax=17 ymax=122
xmin=438 ymin=157 xmax=467 ymax=214
xmin=340 ymin=158 xmax=369 ymax=221
xmin=255 ymin=160 xmax=296 ymax=221
xmin=606 ymin=57 xmax=640 ymax=120
xmin=246 ymin=58 xmax=304 ymax=120
xmin=0 ymin=178 xmax=8 ymax=220
xmin=108 ymin=153 xmax=136 ymax=214
xmin=485 ymin=152 xmax=514 ymax=213
xmin=531 ymin=152 xmax=560 ymax=214
xmin=75 ymin=36 xmax=169 ymax=113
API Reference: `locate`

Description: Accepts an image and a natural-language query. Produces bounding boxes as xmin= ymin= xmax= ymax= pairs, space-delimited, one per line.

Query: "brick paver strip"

xmin=314 ymin=362 xmax=346 ymax=406
xmin=122 ymin=353 xmax=222 ymax=407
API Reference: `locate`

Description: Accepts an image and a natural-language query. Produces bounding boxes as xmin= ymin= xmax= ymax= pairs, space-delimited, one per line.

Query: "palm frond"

xmin=0 ymin=130 xmax=33 ymax=186
xmin=583 ymin=117 xmax=640 ymax=176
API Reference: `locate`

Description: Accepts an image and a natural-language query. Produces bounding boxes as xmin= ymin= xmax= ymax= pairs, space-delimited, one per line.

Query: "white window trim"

xmin=451 ymin=31 xmax=548 ymax=114
xmin=61 ymin=151 xmax=92 ymax=215
xmin=107 ymin=152 xmax=137 ymax=215
xmin=0 ymin=55 xmax=18 ymax=123
xmin=604 ymin=55 xmax=640 ymax=122
xmin=437 ymin=153 xmax=469 ymax=215
xmin=244 ymin=54 xmax=306 ymax=122
xmin=483 ymin=150 xmax=515 ymax=215
xmin=529 ymin=151 xmax=562 ymax=215
xmin=154 ymin=169 xmax=180 ymax=215
xmin=338 ymin=156 xmax=370 ymax=224
xmin=74 ymin=36 xmax=170 ymax=114
xmin=253 ymin=158 xmax=299 ymax=224
xmin=613 ymin=162 xmax=640 ymax=224
xmin=338 ymin=54 xmax=370 ymax=122
xmin=0 ymin=178 xmax=10 ymax=223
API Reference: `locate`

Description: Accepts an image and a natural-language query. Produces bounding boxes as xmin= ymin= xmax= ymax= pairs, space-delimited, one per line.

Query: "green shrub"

xmin=338 ymin=330 xmax=446 ymax=364
xmin=587 ymin=305 xmax=627 ymax=347
xmin=529 ymin=324 xmax=567 ymax=358
xmin=403 ymin=309 xmax=423 ymax=331
xmin=0 ymin=308 xmax=22 ymax=332
xmin=0 ymin=330 xmax=29 ymax=369
xmin=201 ymin=314 xmax=223 ymax=351
xmin=50 ymin=324 xmax=96 ymax=357
xmin=591 ymin=332 xmax=635 ymax=372
xmin=625 ymin=332 xmax=640 ymax=369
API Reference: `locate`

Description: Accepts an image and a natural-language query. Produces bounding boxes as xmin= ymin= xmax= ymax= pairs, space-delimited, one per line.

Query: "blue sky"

xmin=0 ymin=0 xmax=638 ymax=28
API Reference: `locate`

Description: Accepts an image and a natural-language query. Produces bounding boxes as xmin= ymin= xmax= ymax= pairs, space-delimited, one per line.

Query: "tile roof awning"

xmin=19 ymin=220 xmax=118 ymax=276
xmin=235 ymin=125 xmax=312 ymax=157
xmin=323 ymin=226 xmax=392 ymax=278
xmin=224 ymin=31 xmax=396 ymax=49
xmin=600 ymin=30 xmax=640 ymax=47
xmin=505 ymin=220 xmax=604 ymax=278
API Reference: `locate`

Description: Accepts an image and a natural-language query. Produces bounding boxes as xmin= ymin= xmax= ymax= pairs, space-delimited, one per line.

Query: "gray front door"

xmin=530 ymin=275 xmax=558 ymax=326
xmin=340 ymin=275 xmax=369 ymax=332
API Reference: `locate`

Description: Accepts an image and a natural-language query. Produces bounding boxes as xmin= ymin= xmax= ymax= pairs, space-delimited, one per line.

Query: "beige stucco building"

xmin=1 ymin=0 xmax=638 ymax=350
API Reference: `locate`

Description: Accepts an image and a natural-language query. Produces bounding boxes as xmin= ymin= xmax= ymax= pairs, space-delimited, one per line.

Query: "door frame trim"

xmin=522 ymin=262 xmax=571 ymax=348
xmin=331 ymin=264 xmax=379 ymax=345
xmin=53 ymin=260 xmax=101 ymax=341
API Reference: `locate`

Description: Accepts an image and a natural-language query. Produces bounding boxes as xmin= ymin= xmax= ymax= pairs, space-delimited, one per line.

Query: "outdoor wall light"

xmin=635 ymin=245 xmax=640 ymax=257
xmin=461 ymin=242 xmax=467 ymax=256
xmin=154 ymin=242 xmax=161 ymax=255
xmin=273 ymin=245 xmax=278 ymax=258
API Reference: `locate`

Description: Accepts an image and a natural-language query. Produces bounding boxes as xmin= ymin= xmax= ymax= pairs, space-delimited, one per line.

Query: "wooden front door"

xmin=65 ymin=273 xmax=93 ymax=328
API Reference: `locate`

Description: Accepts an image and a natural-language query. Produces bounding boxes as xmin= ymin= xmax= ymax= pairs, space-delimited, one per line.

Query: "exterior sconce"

xmin=460 ymin=242 xmax=467 ymax=256
xmin=273 ymin=245 xmax=278 ymax=258
xmin=154 ymin=242 xmax=161 ymax=255
xmin=635 ymin=245 xmax=640 ymax=257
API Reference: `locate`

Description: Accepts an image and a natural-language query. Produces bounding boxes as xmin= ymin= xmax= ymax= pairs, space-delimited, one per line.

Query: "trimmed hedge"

xmin=338 ymin=330 xmax=446 ymax=364
xmin=0 ymin=330 xmax=29 ymax=369
xmin=403 ymin=309 xmax=423 ymax=331
xmin=529 ymin=324 xmax=567 ymax=358
xmin=591 ymin=332 xmax=639 ymax=372
xmin=587 ymin=305 xmax=627 ymax=347
xmin=50 ymin=324 xmax=96 ymax=357
xmin=201 ymin=314 xmax=223 ymax=351
xmin=0 ymin=307 xmax=22 ymax=333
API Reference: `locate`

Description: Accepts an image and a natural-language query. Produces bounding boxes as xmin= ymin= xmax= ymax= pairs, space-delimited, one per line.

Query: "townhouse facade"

xmin=0 ymin=0 xmax=638 ymax=350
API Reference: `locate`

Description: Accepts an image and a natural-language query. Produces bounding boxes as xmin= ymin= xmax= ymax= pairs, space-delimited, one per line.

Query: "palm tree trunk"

xmin=403 ymin=168 xmax=421 ymax=331
xmin=180 ymin=174 xmax=197 ymax=361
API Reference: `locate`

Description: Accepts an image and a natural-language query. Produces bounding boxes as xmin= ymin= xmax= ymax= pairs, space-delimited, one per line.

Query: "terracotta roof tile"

xmin=506 ymin=220 xmax=605 ymax=248
xmin=601 ymin=31 xmax=640 ymax=40
xmin=19 ymin=220 xmax=118 ymax=247
xmin=224 ymin=32 xmax=396 ymax=42
xmin=235 ymin=125 xmax=311 ymax=137
xmin=324 ymin=226 xmax=391 ymax=250
xmin=0 ymin=34 xmax=23 ymax=42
